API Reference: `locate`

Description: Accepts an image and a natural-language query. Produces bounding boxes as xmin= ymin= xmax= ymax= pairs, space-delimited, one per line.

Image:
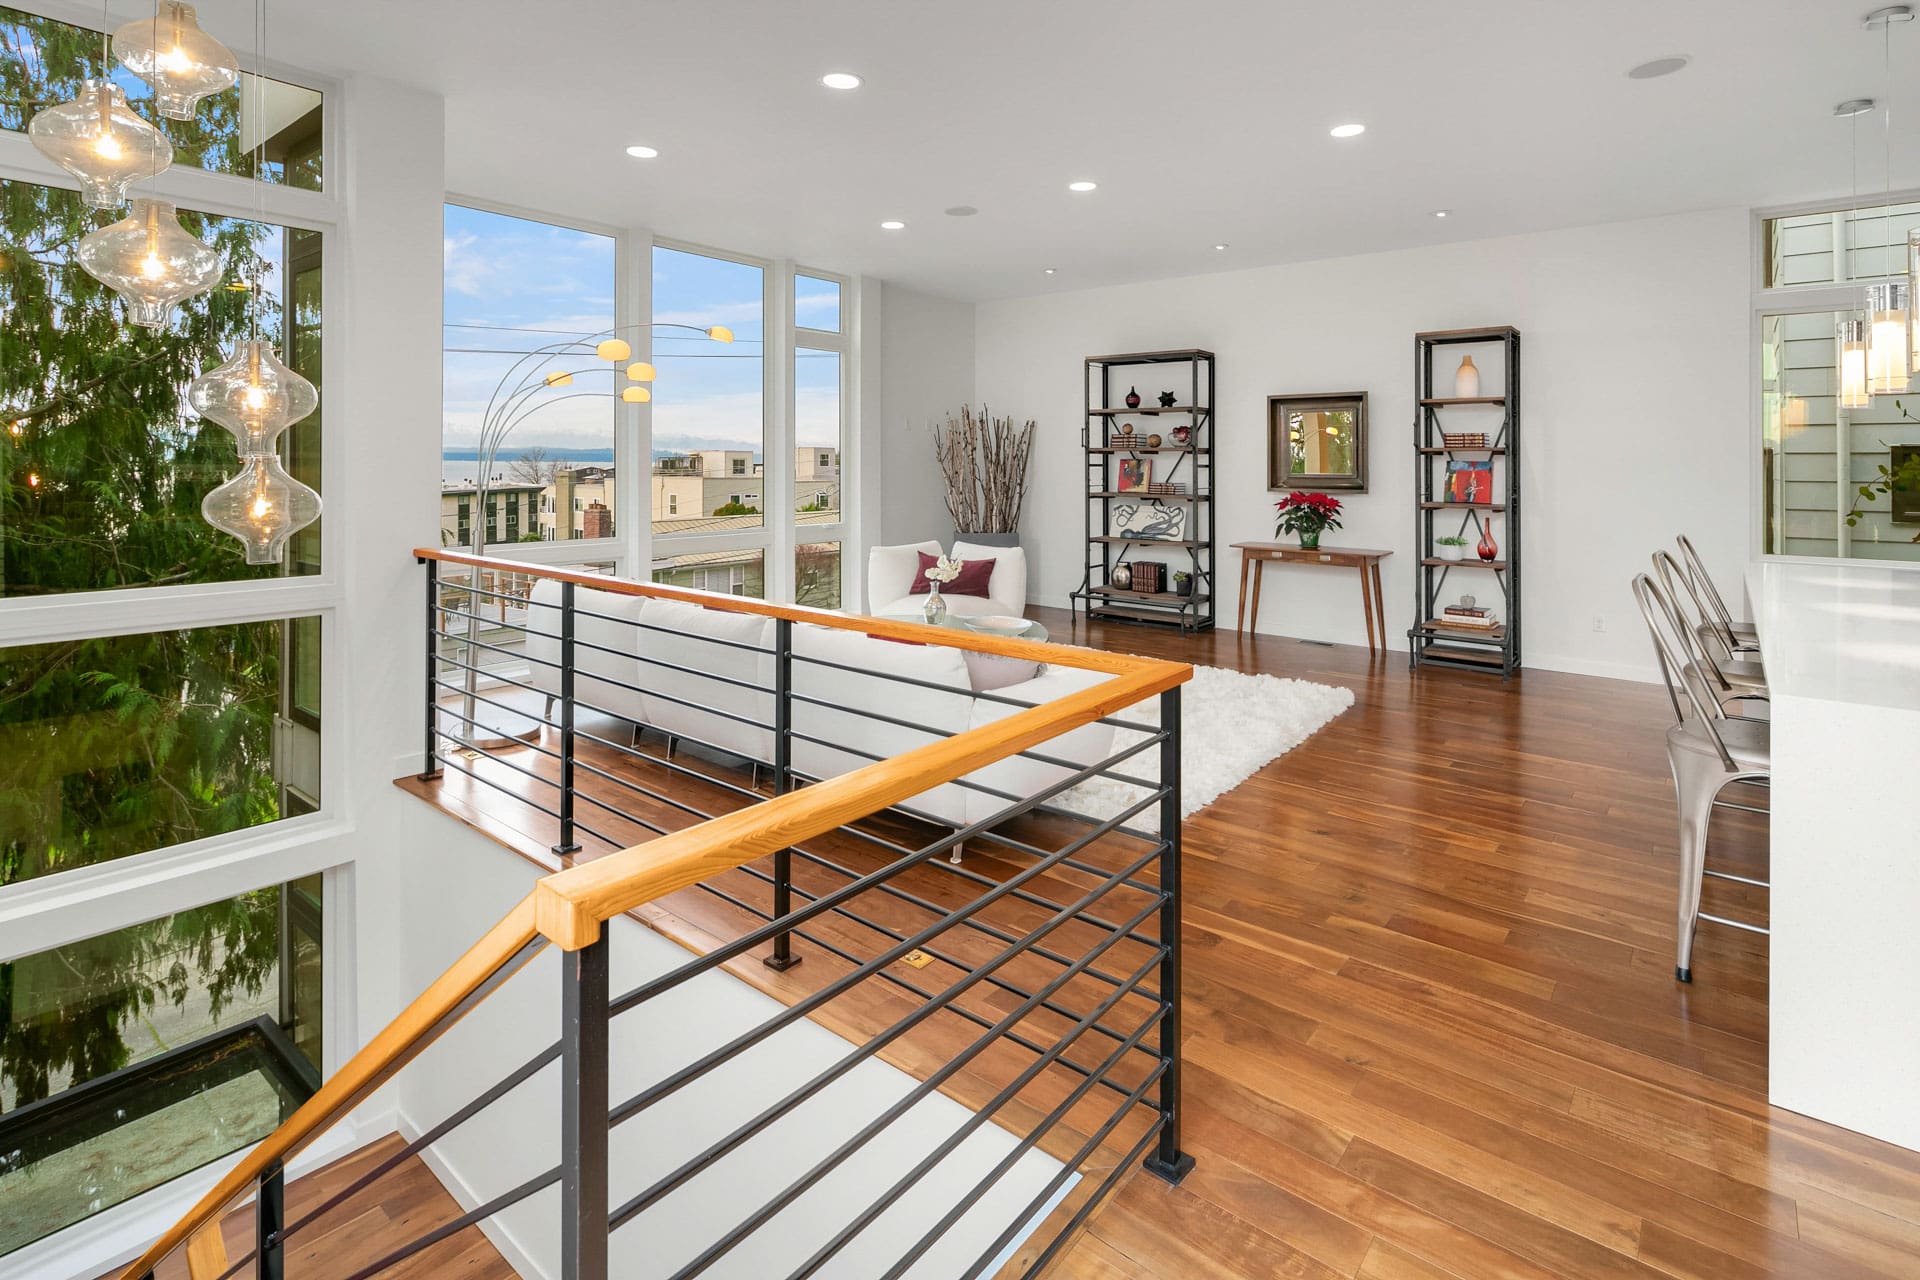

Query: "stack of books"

xmin=1429 ymin=604 xmax=1499 ymax=634
xmin=1442 ymin=432 xmax=1489 ymax=449
xmin=1129 ymin=562 xmax=1164 ymax=594
xmin=1145 ymin=481 xmax=1188 ymax=495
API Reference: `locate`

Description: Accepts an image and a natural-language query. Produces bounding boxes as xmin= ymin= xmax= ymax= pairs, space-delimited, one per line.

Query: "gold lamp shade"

xmin=545 ymin=370 xmax=574 ymax=387
xmin=596 ymin=338 xmax=632 ymax=362
xmin=706 ymin=326 xmax=734 ymax=343
xmin=627 ymin=362 xmax=656 ymax=382
xmin=621 ymin=386 xmax=651 ymax=403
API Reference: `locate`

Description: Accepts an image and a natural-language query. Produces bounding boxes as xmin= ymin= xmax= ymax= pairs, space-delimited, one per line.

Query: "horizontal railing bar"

xmin=796 ymin=809 xmax=1160 ymax=957
xmin=725 ymin=887 xmax=1154 ymax=1106
xmin=571 ymin=676 xmax=776 ymax=733
xmin=607 ymin=807 xmax=1165 ymax=1121
xmin=568 ymin=776 xmax=675 ymax=836
xmin=788 ymin=980 xmax=1168 ymax=1280
xmin=429 ymin=645 xmax=551 ymax=686
xmin=337 ymin=1164 xmax=562 ymax=1280
xmin=782 ymin=844 xmax=1161 ymax=1008
xmin=276 ymin=1041 xmax=562 ymax=1250
xmin=429 ymin=734 xmax=564 ymax=796
xmin=783 ymin=646 xmax=1159 ymax=734
xmin=570 ymin=814 xmax=628 ymax=850
xmin=569 ymin=642 xmax=776 ymax=704
xmin=630 ymin=888 xmax=1167 ymax=1266
xmin=609 ymin=782 xmax=1163 ymax=1016
xmin=431 ymin=607 xmax=549 ymax=652
xmin=964 ymin=823 xmax=1166 ymax=901
xmin=570 ymin=605 xmax=777 ymax=658
xmin=426 ymin=681 xmax=564 ymax=760
xmin=950 ymin=1088 xmax=1168 ymax=1280
xmin=432 ymin=755 xmax=565 ymax=819
xmin=573 ymin=726 xmax=766 ymax=806
xmin=571 ymin=756 xmax=729 ymax=823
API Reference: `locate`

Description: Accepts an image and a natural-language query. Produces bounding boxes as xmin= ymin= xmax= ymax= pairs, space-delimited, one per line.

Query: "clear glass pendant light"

xmin=113 ymin=1 xmax=239 ymax=120
xmin=1866 ymin=280 xmax=1912 ymax=394
xmin=1909 ymin=229 xmax=1920 ymax=374
xmin=201 ymin=451 xmax=321 ymax=564
xmin=27 ymin=79 xmax=172 ymax=208
xmin=1839 ymin=317 xmax=1873 ymax=409
xmin=188 ymin=339 xmax=319 ymax=452
xmin=77 ymin=198 xmax=223 ymax=327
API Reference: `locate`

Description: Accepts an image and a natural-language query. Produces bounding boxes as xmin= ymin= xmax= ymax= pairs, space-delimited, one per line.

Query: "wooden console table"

xmin=1233 ymin=542 xmax=1392 ymax=651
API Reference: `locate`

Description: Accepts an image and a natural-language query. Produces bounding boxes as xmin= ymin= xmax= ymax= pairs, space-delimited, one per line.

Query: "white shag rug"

xmin=1061 ymin=664 xmax=1354 ymax=820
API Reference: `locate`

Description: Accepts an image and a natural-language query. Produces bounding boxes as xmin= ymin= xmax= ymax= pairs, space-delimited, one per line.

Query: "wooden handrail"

xmin=128 ymin=551 xmax=1189 ymax=1275
xmin=416 ymin=547 xmax=1163 ymax=676
xmin=119 ymin=896 xmax=546 ymax=1280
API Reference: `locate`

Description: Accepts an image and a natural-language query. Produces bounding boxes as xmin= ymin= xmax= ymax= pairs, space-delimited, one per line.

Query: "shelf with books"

xmin=1073 ymin=349 xmax=1216 ymax=633
xmin=1411 ymin=326 xmax=1521 ymax=679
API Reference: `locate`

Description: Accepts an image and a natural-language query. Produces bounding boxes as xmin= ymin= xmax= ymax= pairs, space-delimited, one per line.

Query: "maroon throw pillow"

xmin=910 ymin=551 xmax=996 ymax=597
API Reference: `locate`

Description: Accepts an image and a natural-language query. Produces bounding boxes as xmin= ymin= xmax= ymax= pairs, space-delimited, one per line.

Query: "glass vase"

xmin=924 ymin=589 xmax=947 ymax=624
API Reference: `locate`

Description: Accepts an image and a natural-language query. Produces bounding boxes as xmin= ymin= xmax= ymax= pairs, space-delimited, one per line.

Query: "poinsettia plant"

xmin=1273 ymin=491 xmax=1344 ymax=540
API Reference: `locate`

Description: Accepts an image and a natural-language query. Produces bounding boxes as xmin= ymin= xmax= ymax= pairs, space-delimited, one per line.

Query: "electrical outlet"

xmin=1591 ymin=615 xmax=1606 ymax=633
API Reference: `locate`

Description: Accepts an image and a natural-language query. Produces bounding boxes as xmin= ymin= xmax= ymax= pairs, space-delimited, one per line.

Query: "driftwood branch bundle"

xmin=932 ymin=405 xmax=1035 ymax=535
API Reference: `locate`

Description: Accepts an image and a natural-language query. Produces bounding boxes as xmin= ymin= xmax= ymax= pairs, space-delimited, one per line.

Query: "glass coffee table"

xmin=877 ymin=613 xmax=1049 ymax=643
xmin=873 ymin=613 xmax=1050 ymax=690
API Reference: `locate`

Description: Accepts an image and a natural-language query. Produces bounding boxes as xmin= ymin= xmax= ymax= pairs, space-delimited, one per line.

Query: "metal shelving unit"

xmin=1410 ymin=327 xmax=1521 ymax=678
xmin=1072 ymin=349 xmax=1216 ymax=632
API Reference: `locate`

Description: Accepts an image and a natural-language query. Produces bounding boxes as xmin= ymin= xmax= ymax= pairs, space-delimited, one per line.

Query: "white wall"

xmin=880 ymin=284 xmax=977 ymax=551
xmin=972 ymin=207 xmax=1753 ymax=681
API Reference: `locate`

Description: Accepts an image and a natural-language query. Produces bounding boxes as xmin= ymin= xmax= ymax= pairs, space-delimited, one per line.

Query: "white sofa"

xmin=521 ymin=578 xmax=1118 ymax=832
xmin=867 ymin=539 xmax=1028 ymax=618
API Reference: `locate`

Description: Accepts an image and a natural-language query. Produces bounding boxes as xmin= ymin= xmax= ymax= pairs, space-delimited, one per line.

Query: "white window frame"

xmin=792 ymin=265 xmax=852 ymax=608
xmin=1750 ymin=188 xmax=1920 ymax=562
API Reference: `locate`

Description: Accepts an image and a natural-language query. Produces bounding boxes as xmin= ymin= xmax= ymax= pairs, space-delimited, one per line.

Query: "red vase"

xmin=1477 ymin=526 xmax=1499 ymax=562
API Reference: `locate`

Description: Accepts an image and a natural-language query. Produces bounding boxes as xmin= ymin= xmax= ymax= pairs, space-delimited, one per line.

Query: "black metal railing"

xmin=127 ymin=553 xmax=1189 ymax=1280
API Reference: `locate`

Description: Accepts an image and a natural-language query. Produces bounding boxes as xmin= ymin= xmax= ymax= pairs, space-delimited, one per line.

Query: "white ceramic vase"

xmin=1454 ymin=355 xmax=1481 ymax=398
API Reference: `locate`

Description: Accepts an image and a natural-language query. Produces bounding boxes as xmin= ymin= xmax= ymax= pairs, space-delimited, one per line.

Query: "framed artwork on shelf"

xmin=1268 ymin=391 xmax=1368 ymax=493
xmin=1445 ymin=459 xmax=1494 ymax=504
xmin=1117 ymin=457 xmax=1152 ymax=492
xmin=1114 ymin=501 xmax=1188 ymax=540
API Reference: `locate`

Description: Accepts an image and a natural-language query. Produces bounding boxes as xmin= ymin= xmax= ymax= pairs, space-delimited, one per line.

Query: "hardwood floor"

xmin=396 ymin=607 xmax=1920 ymax=1279
xmin=104 ymin=1135 xmax=515 ymax=1280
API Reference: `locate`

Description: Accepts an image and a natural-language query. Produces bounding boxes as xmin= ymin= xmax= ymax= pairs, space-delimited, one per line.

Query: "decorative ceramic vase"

xmin=1299 ymin=528 xmax=1321 ymax=551
xmin=1125 ymin=386 xmax=1141 ymax=408
xmin=1477 ymin=526 xmax=1499 ymax=561
xmin=1437 ymin=540 xmax=1465 ymax=562
xmin=1146 ymin=433 xmax=1163 ymax=448
xmin=1455 ymin=355 xmax=1481 ymax=398
xmin=1158 ymin=390 xmax=1176 ymax=407
xmin=1111 ymin=563 xmax=1133 ymax=589
xmin=1171 ymin=425 xmax=1192 ymax=445
xmin=924 ymin=588 xmax=948 ymax=624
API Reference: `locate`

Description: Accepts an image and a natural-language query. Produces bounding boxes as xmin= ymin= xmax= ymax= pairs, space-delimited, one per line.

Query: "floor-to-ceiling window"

xmin=650 ymin=243 xmax=769 ymax=595
xmin=0 ymin=7 xmax=334 ymax=1258
xmin=1759 ymin=200 xmax=1920 ymax=560
xmin=794 ymin=270 xmax=848 ymax=608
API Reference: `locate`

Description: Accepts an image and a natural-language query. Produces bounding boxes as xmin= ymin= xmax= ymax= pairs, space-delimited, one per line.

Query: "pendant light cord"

xmin=1885 ymin=16 xmax=1894 ymax=271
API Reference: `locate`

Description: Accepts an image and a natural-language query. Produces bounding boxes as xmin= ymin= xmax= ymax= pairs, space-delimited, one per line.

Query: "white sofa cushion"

xmin=790 ymin=622 xmax=976 ymax=827
xmin=633 ymin=598 xmax=777 ymax=763
xmin=952 ymin=540 xmax=1028 ymax=616
xmin=524 ymin=578 xmax=646 ymax=726
xmin=866 ymin=540 xmax=942 ymax=614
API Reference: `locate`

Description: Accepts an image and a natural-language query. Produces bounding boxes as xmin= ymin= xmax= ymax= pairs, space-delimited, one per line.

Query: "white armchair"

xmin=867 ymin=540 xmax=1028 ymax=618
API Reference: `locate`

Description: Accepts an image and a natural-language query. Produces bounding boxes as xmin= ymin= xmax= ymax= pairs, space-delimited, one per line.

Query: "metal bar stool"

xmin=1677 ymin=534 xmax=1761 ymax=657
xmin=1634 ymin=573 xmax=1770 ymax=982
xmin=1651 ymin=551 xmax=1768 ymax=719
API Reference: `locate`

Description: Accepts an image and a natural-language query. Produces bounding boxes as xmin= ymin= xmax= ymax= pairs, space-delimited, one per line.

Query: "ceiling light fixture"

xmin=1626 ymin=55 xmax=1690 ymax=79
xmin=1839 ymin=94 xmax=1874 ymax=409
xmin=1329 ymin=123 xmax=1366 ymax=138
xmin=1433 ymin=209 xmax=1451 ymax=218
xmin=78 ymin=197 xmax=224 ymax=328
xmin=1865 ymin=7 xmax=1914 ymax=393
xmin=821 ymin=72 xmax=862 ymax=90
xmin=625 ymin=144 xmax=659 ymax=159
xmin=28 ymin=78 xmax=172 ymax=207
xmin=1068 ymin=181 xmax=1097 ymax=192
xmin=1213 ymin=243 xmax=1229 ymax=251
xmin=880 ymin=220 xmax=905 ymax=230
xmin=113 ymin=1 xmax=239 ymax=119
xmin=1044 ymin=268 xmax=1056 ymax=275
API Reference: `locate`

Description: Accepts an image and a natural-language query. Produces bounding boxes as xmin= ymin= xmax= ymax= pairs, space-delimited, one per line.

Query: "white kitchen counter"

xmin=1747 ymin=559 xmax=1920 ymax=1152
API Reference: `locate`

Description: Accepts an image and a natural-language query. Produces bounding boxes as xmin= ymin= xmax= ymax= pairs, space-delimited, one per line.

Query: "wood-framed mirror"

xmin=1268 ymin=392 xmax=1368 ymax=493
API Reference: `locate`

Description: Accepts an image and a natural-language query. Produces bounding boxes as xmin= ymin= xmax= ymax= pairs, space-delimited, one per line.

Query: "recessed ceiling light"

xmin=1044 ymin=268 xmax=1056 ymax=275
xmin=880 ymin=220 xmax=905 ymax=230
xmin=1626 ymin=55 xmax=1690 ymax=80
xmin=1329 ymin=123 xmax=1366 ymax=138
xmin=625 ymin=144 xmax=659 ymax=159
xmin=945 ymin=205 xmax=978 ymax=217
xmin=821 ymin=72 xmax=862 ymax=90
xmin=1432 ymin=209 xmax=1451 ymax=218
xmin=1835 ymin=98 xmax=1877 ymax=117
xmin=1068 ymin=180 xmax=1098 ymax=192
xmin=1213 ymin=243 xmax=1229 ymax=251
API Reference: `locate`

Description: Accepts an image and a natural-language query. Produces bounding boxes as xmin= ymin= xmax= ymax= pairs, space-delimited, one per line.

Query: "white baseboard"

xmin=1524 ymin=651 xmax=1660 ymax=684
xmin=395 ymin=1107 xmax=550 ymax=1280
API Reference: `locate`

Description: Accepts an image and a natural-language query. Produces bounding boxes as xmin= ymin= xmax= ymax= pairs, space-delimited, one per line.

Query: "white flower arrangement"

xmin=924 ymin=555 xmax=963 ymax=586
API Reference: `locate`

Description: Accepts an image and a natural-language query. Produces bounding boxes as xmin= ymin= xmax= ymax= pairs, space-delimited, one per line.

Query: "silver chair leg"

xmin=949 ymin=835 xmax=965 ymax=865
xmin=1668 ymin=745 xmax=1727 ymax=984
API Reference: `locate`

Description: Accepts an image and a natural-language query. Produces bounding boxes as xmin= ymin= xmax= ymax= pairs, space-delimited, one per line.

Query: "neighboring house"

xmin=439 ymin=480 xmax=542 ymax=547
xmin=650 ymin=447 xmax=839 ymax=529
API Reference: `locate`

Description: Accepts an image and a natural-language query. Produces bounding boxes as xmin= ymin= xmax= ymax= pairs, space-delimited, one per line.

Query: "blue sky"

xmin=443 ymin=206 xmax=841 ymax=460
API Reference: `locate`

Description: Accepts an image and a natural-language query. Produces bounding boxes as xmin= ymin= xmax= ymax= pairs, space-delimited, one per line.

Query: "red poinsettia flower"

xmin=1274 ymin=491 xmax=1345 ymax=537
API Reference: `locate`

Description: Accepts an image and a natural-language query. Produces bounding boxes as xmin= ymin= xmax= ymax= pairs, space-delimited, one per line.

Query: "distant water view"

xmin=441 ymin=442 xmax=761 ymax=488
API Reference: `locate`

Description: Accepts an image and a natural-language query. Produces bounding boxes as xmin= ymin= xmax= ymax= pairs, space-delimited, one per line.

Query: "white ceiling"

xmin=203 ymin=0 xmax=1920 ymax=299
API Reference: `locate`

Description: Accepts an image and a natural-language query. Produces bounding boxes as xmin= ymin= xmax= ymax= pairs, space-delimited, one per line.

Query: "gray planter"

xmin=956 ymin=530 xmax=1020 ymax=548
